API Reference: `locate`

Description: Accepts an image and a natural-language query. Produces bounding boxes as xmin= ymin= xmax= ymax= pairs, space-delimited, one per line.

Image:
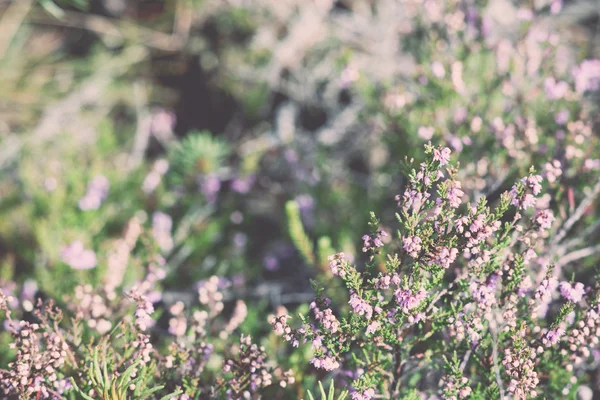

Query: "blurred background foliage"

xmin=0 ymin=0 xmax=599 ymax=395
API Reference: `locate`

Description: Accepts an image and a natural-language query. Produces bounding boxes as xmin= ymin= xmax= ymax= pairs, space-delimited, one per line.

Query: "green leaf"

xmin=319 ymin=381 xmax=327 ymax=399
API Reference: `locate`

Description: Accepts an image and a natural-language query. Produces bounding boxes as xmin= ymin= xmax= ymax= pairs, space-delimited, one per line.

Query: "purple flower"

xmin=263 ymin=255 xmax=279 ymax=271
xmin=560 ymin=282 xmax=585 ymax=303
xmin=311 ymin=355 xmax=339 ymax=371
xmin=395 ymin=288 xmax=427 ymax=313
xmin=522 ymin=194 xmax=536 ymax=210
xmin=431 ymin=62 xmax=445 ymax=78
xmin=349 ymin=293 xmax=373 ymax=320
xmin=432 ymin=247 xmax=459 ymax=269
xmin=418 ymin=126 xmax=434 ymax=140
xmin=445 ymin=180 xmax=464 ymax=208
xmin=352 ymin=388 xmax=375 ymax=400
xmin=79 ymin=175 xmax=109 ymax=210
xmin=554 ymin=110 xmax=570 ymax=125
xmin=402 ymin=236 xmax=422 ymax=257
xmin=150 ymin=108 xmax=176 ymax=136
xmin=61 ymin=241 xmax=97 ymax=270
xmin=535 ymin=209 xmax=554 ymax=230
xmin=543 ymin=328 xmax=565 ymax=346
xmin=433 ymin=147 xmax=451 ymax=166
xmin=572 ymin=59 xmax=600 ymax=94
xmin=152 ymin=212 xmax=174 ymax=252
xmin=199 ymin=174 xmax=221 ymax=202
xmin=362 ymin=230 xmax=387 ymax=252
xmin=544 ymin=77 xmax=569 ymax=100
xmin=231 ymin=175 xmax=255 ymax=194
xmin=366 ymin=320 xmax=380 ymax=335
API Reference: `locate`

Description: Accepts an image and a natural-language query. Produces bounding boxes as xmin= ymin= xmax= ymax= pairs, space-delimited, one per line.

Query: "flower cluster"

xmin=79 ymin=175 xmax=110 ymax=211
xmin=222 ymin=335 xmax=294 ymax=398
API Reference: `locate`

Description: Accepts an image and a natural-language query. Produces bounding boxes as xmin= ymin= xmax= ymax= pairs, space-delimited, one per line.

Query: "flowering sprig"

xmin=272 ymin=145 xmax=599 ymax=399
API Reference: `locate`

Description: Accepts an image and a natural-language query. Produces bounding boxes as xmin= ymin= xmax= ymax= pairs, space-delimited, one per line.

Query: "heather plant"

xmin=2 ymin=143 xmax=600 ymax=398
xmin=1 ymin=0 xmax=600 ymax=399
xmin=272 ymin=145 xmax=600 ymax=399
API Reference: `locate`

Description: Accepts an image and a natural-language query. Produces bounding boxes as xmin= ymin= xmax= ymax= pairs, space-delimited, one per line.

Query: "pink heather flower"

xmin=469 ymin=214 xmax=486 ymax=233
xmin=374 ymin=274 xmax=392 ymax=289
xmin=328 ymin=253 xmax=346 ymax=278
xmin=554 ymin=110 xmax=570 ymax=125
xmin=349 ymin=293 xmax=373 ymax=320
xmin=142 ymin=159 xmax=169 ymax=194
xmin=402 ymin=236 xmax=422 ymax=257
xmin=150 ymin=108 xmax=176 ymax=136
xmin=352 ymin=388 xmax=375 ymax=400
xmin=395 ymin=288 xmax=427 ymax=313
xmin=398 ymin=190 xmax=430 ymax=213
xmin=543 ymin=160 xmax=562 ymax=184
xmin=152 ymin=211 xmax=174 ymax=252
xmin=535 ymin=276 xmax=558 ymax=302
xmin=535 ymin=209 xmax=554 ymax=230
xmin=272 ymin=315 xmax=291 ymax=336
xmin=61 ymin=241 xmax=97 ymax=270
xmin=543 ymin=328 xmax=565 ymax=346
xmin=451 ymin=62 xmax=466 ymax=94
xmin=544 ymin=77 xmax=569 ymax=100
xmin=522 ymin=194 xmax=536 ymax=210
xmin=418 ymin=126 xmax=435 ymax=140
xmin=446 ymin=180 xmax=464 ymax=208
xmin=432 ymin=247 xmax=459 ymax=269
xmin=79 ymin=175 xmax=110 ymax=210
xmin=311 ymin=355 xmax=339 ymax=371
xmin=312 ymin=335 xmax=323 ymax=350
xmin=431 ymin=61 xmax=445 ymax=78
xmin=231 ymin=175 xmax=255 ymax=194
xmin=526 ymin=174 xmax=543 ymax=195
xmin=433 ymin=147 xmax=451 ymax=166
xmin=454 ymin=108 xmax=468 ymax=125
xmin=366 ymin=320 xmax=380 ymax=335
xmin=361 ymin=230 xmax=387 ymax=252
xmin=572 ymin=59 xmax=600 ymax=94
xmin=200 ymin=174 xmax=221 ymax=202
xmin=560 ymin=282 xmax=585 ymax=303
xmin=523 ymin=248 xmax=537 ymax=264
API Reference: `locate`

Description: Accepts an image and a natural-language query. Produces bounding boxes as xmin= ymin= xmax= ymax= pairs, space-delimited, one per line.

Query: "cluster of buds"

xmin=197 ymin=276 xmax=226 ymax=318
xmin=126 ymin=286 xmax=155 ymax=332
xmin=223 ymin=335 xmax=294 ymax=396
xmin=328 ymin=252 xmax=347 ymax=278
xmin=311 ymin=298 xmax=340 ymax=334
xmin=79 ymin=175 xmax=110 ymax=211
xmin=142 ymin=158 xmax=169 ymax=194
xmin=563 ymin=307 xmax=600 ymax=368
xmin=0 ymin=320 xmax=69 ymax=398
xmin=509 ymin=173 xmax=543 ymax=210
xmin=502 ymin=346 xmax=539 ymax=399
xmin=361 ymin=229 xmax=387 ymax=253
xmin=168 ymin=301 xmax=188 ymax=337
xmin=441 ymin=375 xmax=472 ymax=400
xmin=152 ymin=211 xmax=174 ymax=253
xmin=68 ymin=284 xmax=113 ymax=334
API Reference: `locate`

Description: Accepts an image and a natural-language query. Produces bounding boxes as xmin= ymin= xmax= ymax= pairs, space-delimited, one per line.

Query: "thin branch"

xmin=555 ymin=244 xmax=600 ymax=268
xmin=552 ymin=178 xmax=600 ymax=246
xmin=490 ymin=312 xmax=505 ymax=398
xmin=127 ymin=81 xmax=151 ymax=170
xmin=460 ymin=349 xmax=472 ymax=373
xmin=390 ymin=343 xmax=403 ymax=397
